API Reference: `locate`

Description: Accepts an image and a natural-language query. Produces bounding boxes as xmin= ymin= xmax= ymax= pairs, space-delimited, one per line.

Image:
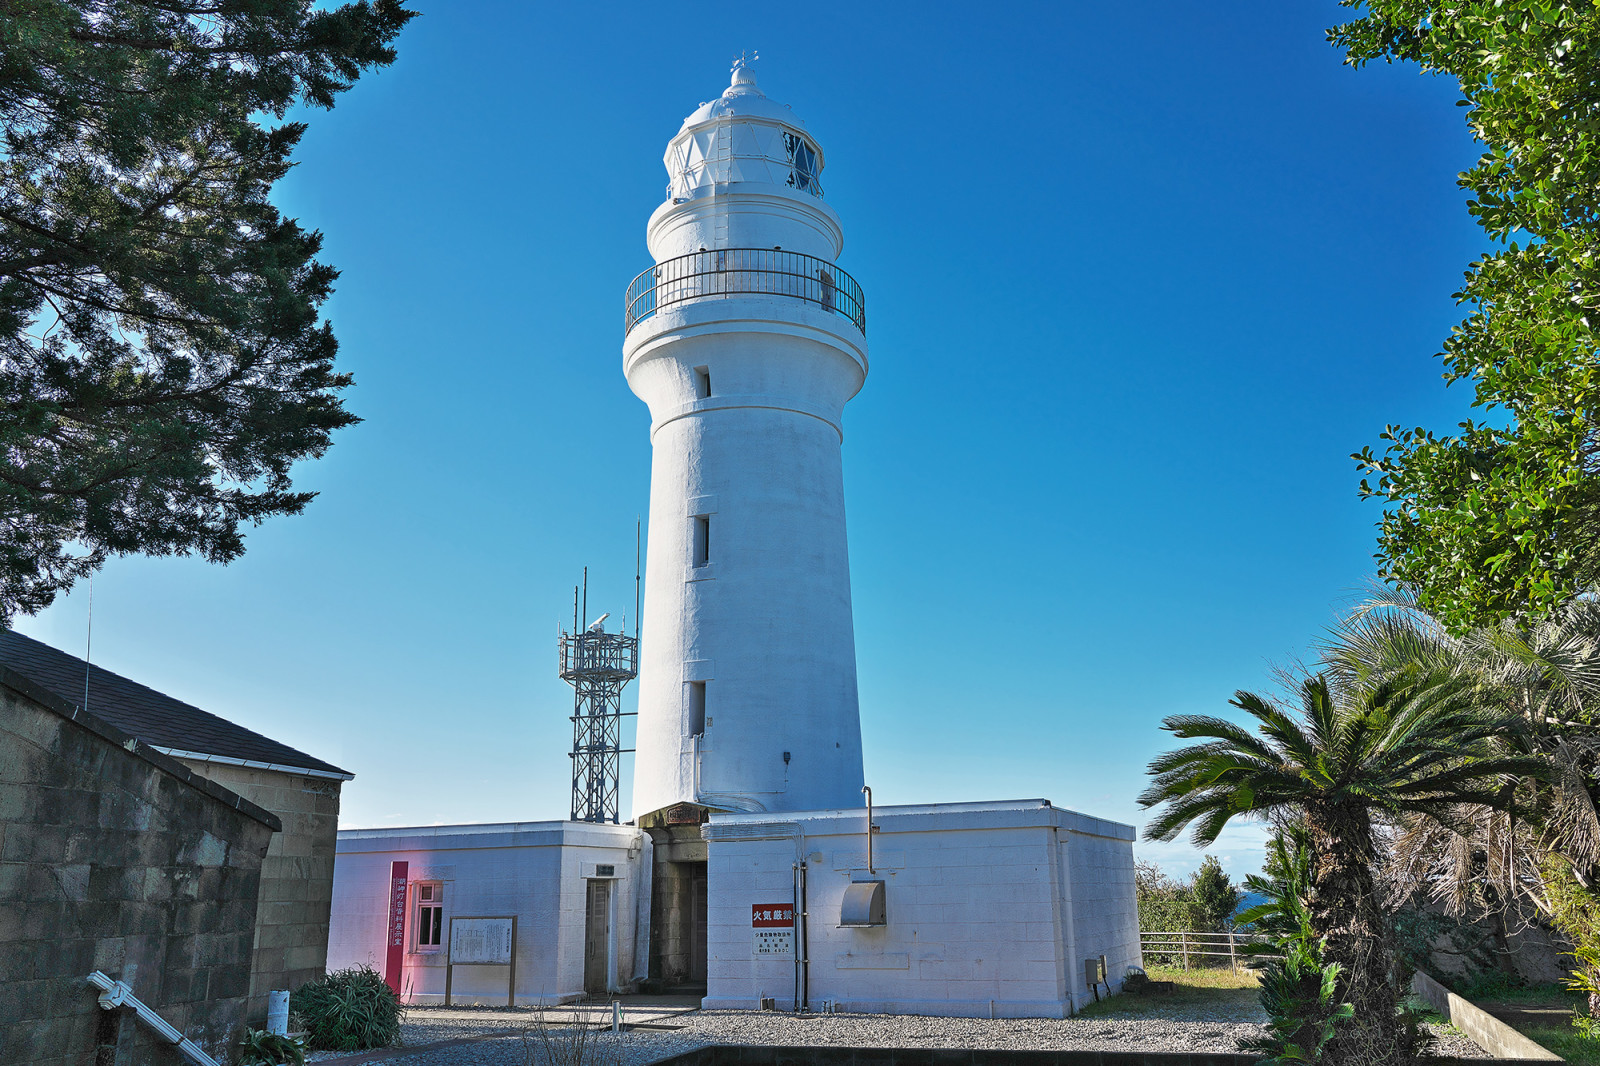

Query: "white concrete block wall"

xmin=701 ymin=801 xmax=1137 ymax=1018
xmin=328 ymin=822 xmax=642 ymax=1006
xmin=1063 ymin=815 xmax=1142 ymax=1002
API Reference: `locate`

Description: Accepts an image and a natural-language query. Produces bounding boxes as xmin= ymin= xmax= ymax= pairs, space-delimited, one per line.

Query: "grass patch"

xmin=1076 ymin=964 xmax=1259 ymax=1018
xmin=1452 ymin=974 xmax=1578 ymax=1007
xmin=1519 ymin=1022 xmax=1600 ymax=1066
xmin=1402 ymin=995 xmax=1450 ymax=1029
xmin=1143 ymin=964 xmax=1260 ymax=990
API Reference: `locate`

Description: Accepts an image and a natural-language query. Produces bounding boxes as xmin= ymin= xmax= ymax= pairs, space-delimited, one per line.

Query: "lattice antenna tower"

xmin=558 ymin=562 xmax=639 ymax=823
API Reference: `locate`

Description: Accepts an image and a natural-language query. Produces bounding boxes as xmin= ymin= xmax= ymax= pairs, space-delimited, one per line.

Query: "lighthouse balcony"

xmin=625 ymin=248 xmax=865 ymax=337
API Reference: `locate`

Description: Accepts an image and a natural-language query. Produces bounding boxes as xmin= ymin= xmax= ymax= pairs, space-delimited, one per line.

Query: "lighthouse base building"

xmin=701 ymin=802 xmax=1137 ymax=1017
xmin=325 ymin=800 xmax=1137 ymax=1017
xmin=326 ymin=61 xmax=1140 ymax=1018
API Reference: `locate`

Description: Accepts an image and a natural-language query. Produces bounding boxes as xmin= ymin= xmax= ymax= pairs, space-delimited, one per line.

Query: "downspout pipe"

xmin=798 ymin=857 xmax=810 ymax=1013
xmin=862 ymin=784 xmax=874 ymax=874
xmin=793 ymin=860 xmax=801 ymax=1011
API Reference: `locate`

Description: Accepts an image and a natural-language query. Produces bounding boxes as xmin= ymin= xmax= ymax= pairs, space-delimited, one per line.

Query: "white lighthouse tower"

xmin=626 ymin=59 xmax=868 ymax=824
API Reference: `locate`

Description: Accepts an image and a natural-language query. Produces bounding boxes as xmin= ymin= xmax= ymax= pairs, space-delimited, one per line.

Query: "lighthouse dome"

xmin=664 ymin=65 xmax=825 ymax=202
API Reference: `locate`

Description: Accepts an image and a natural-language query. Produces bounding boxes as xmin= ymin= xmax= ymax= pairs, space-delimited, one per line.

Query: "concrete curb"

xmin=1412 ymin=970 xmax=1563 ymax=1061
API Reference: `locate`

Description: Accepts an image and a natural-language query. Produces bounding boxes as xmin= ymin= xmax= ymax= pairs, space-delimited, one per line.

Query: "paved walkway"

xmin=402 ymin=995 xmax=701 ymax=1027
xmin=309 ymin=997 xmax=705 ymax=1064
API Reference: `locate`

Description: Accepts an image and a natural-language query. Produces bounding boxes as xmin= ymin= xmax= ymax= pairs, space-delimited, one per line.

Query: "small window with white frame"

xmin=413 ymin=882 xmax=444 ymax=952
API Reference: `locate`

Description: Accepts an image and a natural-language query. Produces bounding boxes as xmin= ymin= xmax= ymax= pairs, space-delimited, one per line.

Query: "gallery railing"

xmin=625 ymin=248 xmax=866 ymax=336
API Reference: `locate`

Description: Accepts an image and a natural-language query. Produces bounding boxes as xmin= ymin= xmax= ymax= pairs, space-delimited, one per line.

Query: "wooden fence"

xmin=1139 ymin=930 xmax=1278 ymax=972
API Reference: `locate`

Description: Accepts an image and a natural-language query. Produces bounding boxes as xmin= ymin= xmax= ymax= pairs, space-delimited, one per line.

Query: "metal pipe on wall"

xmin=799 ymin=858 xmax=810 ymax=1012
xmin=792 ymin=862 xmax=801 ymax=1011
xmin=862 ymin=784 xmax=874 ymax=874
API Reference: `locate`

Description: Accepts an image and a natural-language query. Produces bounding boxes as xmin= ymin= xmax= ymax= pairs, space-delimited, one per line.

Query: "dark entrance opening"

xmin=642 ymin=807 xmax=710 ymax=993
xmin=690 ymin=864 xmax=708 ymax=984
xmin=584 ymin=879 xmax=611 ymax=993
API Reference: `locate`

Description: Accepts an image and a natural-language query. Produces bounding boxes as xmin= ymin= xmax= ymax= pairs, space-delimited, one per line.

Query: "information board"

xmin=752 ymin=902 xmax=795 ymax=956
xmin=450 ymin=917 xmax=515 ymax=965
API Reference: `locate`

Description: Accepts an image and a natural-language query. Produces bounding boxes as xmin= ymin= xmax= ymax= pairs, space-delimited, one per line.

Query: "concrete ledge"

xmin=698 ymin=998 xmax=1071 ymax=1019
xmin=1412 ymin=970 xmax=1563 ymax=1061
xmin=647 ymin=1048 xmax=1552 ymax=1066
xmin=648 ymin=1047 xmax=1256 ymax=1066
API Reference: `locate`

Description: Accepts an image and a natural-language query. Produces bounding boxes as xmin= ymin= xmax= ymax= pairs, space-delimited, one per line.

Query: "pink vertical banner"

xmin=384 ymin=860 xmax=408 ymax=995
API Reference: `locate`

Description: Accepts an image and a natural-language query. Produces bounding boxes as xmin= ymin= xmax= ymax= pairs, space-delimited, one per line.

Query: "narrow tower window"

xmin=693 ymin=366 xmax=711 ymax=399
xmin=688 ymin=681 xmax=706 ymax=736
xmin=692 ymin=515 xmax=710 ymax=568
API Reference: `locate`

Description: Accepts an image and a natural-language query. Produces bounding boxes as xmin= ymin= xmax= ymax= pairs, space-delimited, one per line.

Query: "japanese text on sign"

xmin=752 ymin=902 xmax=795 ymax=956
xmin=383 ymin=860 xmax=409 ymax=995
xmin=450 ymin=917 xmax=514 ymax=964
xmin=751 ymin=903 xmax=794 ymax=927
xmin=389 ymin=877 xmax=407 ymax=947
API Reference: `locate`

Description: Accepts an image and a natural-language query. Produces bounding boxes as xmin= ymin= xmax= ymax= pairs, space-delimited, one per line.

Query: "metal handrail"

xmin=624 ymin=248 xmax=866 ymax=336
xmin=1138 ymin=929 xmax=1282 ymax=972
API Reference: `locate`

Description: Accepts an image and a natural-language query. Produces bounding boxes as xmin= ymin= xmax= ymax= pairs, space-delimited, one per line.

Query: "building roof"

xmin=337 ymin=820 xmax=641 ymax=854
xmin=0 ymin=629 xmax=352 ymax=780
xmin=678 ymin=66 xmax=809 ymax=135
xmin=0 ymin=665 xmax=283 ymax=832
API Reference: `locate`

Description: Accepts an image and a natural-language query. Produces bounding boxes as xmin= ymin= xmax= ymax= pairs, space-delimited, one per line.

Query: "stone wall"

xmin=0 ymin=669 xmax=279 ymax=1066
xmin=174 ymin=759 xmax=342 ymax=1016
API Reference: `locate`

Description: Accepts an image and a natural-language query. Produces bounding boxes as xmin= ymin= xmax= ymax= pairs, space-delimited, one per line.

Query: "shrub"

xmin=237 ymin=1028 xmax=306 ymax=1066
xmin=1241 ymin=938 xmax=1354 ymax=1064
xmin=521 ymin=1006 xmax=625 ymax=1066
xmin=1192 ymin=855 xmax=1242 ymax=932
xmin=290 ymin=967 xmax=404 ymax=1051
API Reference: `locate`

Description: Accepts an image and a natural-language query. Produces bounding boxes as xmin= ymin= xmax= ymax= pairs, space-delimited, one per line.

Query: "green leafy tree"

xmin=1135 ymin=859 xmax=1198 ymax=965
xmin=1545 ymin=855 xmax=1600 ymax=1029
xmin=1192 ymin=854 xmax=1243 ymax=932
xmin=1141 ymin=673 xmax=1543 ymax=1064
xmin=0 ymin=0 xmax=415 ymax=622
xmin=1135 ymin=859 xmax=1194 ymax=929
xmin=1331 ymin=1 xmax=1600 ymax=629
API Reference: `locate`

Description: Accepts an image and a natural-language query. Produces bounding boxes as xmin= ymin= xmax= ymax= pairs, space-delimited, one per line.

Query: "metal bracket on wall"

xmin=86 ymin=971 xmax=221 ymax=1066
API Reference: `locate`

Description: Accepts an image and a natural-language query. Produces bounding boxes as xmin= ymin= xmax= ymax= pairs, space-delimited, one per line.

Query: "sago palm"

xmin=1319 ymin=591 xmax=1600 ymax=914
xmin=1140 ymin=671 xmax=1543 ymax=1064
xmin=1318 ymin=590 xmax=1600 ymax=999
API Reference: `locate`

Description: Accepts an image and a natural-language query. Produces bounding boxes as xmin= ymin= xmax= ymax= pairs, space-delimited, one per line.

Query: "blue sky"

xmin=17 ymin=2 xmax=1486 ymax=880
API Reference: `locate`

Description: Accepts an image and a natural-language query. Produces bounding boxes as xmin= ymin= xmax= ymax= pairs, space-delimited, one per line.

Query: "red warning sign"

xmin=752 ymin=902 xmax=795 ymax=956
xmin=752 ymin=903 xmax=795 ymax=927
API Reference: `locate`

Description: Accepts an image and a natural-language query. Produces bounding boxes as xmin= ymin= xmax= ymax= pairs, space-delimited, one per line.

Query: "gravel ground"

xmin=304 ymin=1007 xmax=1496 ymax=1064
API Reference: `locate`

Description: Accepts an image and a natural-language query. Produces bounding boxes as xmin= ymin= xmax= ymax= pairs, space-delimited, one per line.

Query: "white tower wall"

xmin=627 ymin=67 xmax=867 ymax=820
xmin=647 ymin=190 xmax=842 ymax=262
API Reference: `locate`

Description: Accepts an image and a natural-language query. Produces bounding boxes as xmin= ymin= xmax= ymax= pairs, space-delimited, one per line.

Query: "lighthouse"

xmin=626 ymin=59 xmax=868 ymax=825
xmin=326 ymin=60 xmax=1141 ymax=1012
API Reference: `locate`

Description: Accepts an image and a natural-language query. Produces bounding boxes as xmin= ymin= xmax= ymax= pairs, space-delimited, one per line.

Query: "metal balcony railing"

xmin=559 ymin=631 xmax=639 ymax=682
xmin=624 ymin=248 xmax=866 ymax=336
